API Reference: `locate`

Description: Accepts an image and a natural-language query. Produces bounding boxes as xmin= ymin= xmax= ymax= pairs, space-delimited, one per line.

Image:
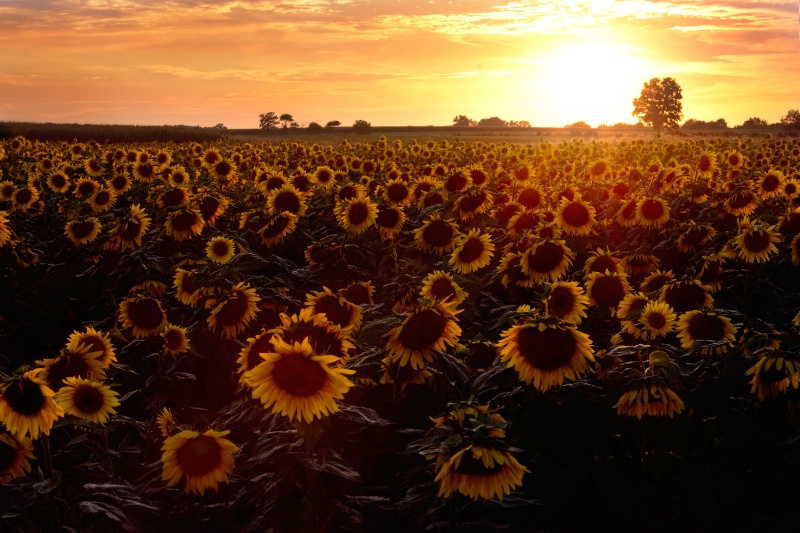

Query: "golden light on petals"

xmin=161 ymin=429 xmax=239 ymax=495
xmin=206 ymin=236 xmax=236 ymax=264
xmin=676 ymin=310 xmax=737 ymax=355
xmin=448 ymin=229 xmax=495 ymax=274
xmin=420 ymin=270 xmax=468 ymax=306
xmin=207 ymin=282 xmax=261 ymax=339
xmin=118 ymin=295 xmax=168 ymax=338
xmin=0 ymin=432 xmax=35 ymax=483
xmin=54 ymin=376 xmax=120 ymax=424
xmin=385 ymin=301 xmax=462 ymax=370
xmin=0 ymin=372 xmax=64 ymax=440
xmin=434 ymin=445 xmax=529 ymax=501
xmin=555 ymin=194 xmax=596 ymax=236
xmin=544 ymin=281 xmax=589 ymax=324
xmin=613 ymin=382 xmax=685 ymax=419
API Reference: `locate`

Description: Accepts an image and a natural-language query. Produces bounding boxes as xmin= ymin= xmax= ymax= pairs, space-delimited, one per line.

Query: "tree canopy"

xmin=259 ymin=112 xmax=279 ymax=130
xmin=632 ymin=77 xmax=683 ymax=131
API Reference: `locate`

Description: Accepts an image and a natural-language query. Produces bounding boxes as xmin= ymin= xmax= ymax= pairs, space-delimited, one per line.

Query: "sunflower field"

xmin=2 ymin=133 xmax=800 ymax=532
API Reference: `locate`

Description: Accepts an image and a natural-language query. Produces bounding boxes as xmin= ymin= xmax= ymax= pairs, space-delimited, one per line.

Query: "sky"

xmin=0 ymin=0 xmax=797 ymax=129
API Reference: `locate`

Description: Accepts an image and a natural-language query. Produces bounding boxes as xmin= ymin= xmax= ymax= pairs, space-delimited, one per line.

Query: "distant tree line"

xmin=452 ymin=115 xmax=531 ymax=127
xmin=259 ymin=112 xmax=370 ymax=134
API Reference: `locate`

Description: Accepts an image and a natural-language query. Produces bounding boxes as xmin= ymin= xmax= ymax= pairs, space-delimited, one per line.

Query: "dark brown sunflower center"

xmin=682 ymin=226 xmax=709 ymax=246
xmin=342 ymin=284 xmax=371 ymax=305
xmin=453 ymin=450 xmax=504 ymax=475
xmin=445 ymin=173 xmax=468 ymax=191
xmin=265 ymin=177 xmax=285 ymax=191
xmin=422 ymin=220 xmax=455 ymax=248
xmin=516 ymin=325 xmax=577 ymax=371
xmin=422 ymin=191 xmax=443 ymax=208
xmin=621 ymin=200 xmax=637 ymax=219
xmin=314 ymin=295 xmax=354 ymax=328
xmin=728 ymin=190 xmax=754 ymax=209
xmin=698 ymin=156 xmax=713 ymax=172
xmin=376 ymin=208 xmax=400 ymax=229
xmin=171 ymin=210 xmax=201 ymax=232
xmin=518 ymin=188 xmax=541 ymax=209
xmin=136 ymin=164 xmax=153 ymax=179
xmin=762 ymin=175 xmax=780 ymax=192
xmin=272 ymin=353 xmax=328 ymax=396
xmin=458 ymin=191 xmax=487 ymax=213
xmin=525 ymin=241 xmax=565 ymax=273
xmin=171 ymin=172 xmax=187 ymax=185
xmin=743 ymin=231 xmax=771 ymax=253
xmin=698 ymin=261 xmax=722 ymax=285
xmin=347 ymin=202 xmax=369 ymax=225
xmin=398 ymin=309 xmax=448 ymax=352
xmin=316 ymin=170 xmax=333 ymax=183
xmin=120 ymin=219 xmax=143 ymax=241
xmin=686 ymin=313 xmax=726 ymax=341
xmin=93 ymin=191 xmax=111 ymax=206
xmin=50 ymin=174 xmax=67 ymax=188
xmin=646 ymin=312 xmax=667 ymax=330
xmin=46 ymin=353 xmax=91 ymax=388
xmin=640 ymin=199 xmax=664 ymax=220
xmin=70 ymin=220 xmax=97 ymax=239
xmin=588 ymin=256 xmax=617 ymax=275
xmin=14 ymin=189 xmax=33 ymax=204
xmin=511 ymin=213 xmax=537 ymax=232
xmin=641 ymin=275 xmax=670 ymax=293
xmin=127 ymin=298 xmax=165 ymax=330
xmin=214 ymin=161 xmax=232 ymax=176
xmin=3 ymin=379 xmax=46 ymax=415
xmin=663 ymin=283 xmax=708 ymax=313
xmin=163 ymin=329 xmax=185 ymax=350
xmin=245 ymin=336 xmax=274 ymax=371
xmin=214 ymin=291 xmax=251 ymax=326
xmin=212 ymin=240 xmax=231 ymax=257
xmin=73 ymin=385 xmax=104 ymax=414
xmin=590 ymin=276 xmax=626 ymax=309
xmin=385 ymin=183 xmax=408 ymax=203
xmin=273 ymin=191 xmax=301 ymax=214
xmin=283 ymin=324 xmax=344 ymax=359
xmin=110 ymin=175 xmax=129 ymax=190
xmin=457 ymin=237 xmax=485 ymax=264
xmin=161 ymin=188 xmax=187 ymax=207
xmin=430 ymin=277 xmax=456 ymax=299
xmin=562 ymin=202 xmax=590 ymax=227
xmin=261 ymin=214 xmax=292 ymax=239
xmin=198 ymin=196 xmax=222 ymax=220
xmin=547 ymin=287 xmax=576 ymax=318
xmin=592 ymin=162 xmax=609 ymax=176
xmin=338 ymin=185 xmax=358 ymax=201
xmin=176 ymin=435 xmax=223 ymax=477
xmin=469 ymin=169 xmax=487 ymax=186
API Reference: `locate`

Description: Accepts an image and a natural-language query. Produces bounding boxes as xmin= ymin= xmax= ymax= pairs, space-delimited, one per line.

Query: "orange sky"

xmin=0 ymin=0 xmax=797 ymax=128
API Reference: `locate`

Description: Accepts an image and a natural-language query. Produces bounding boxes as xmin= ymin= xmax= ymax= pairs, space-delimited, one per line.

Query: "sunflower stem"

xmin=41 ymin=434 xmax=53 ymax=478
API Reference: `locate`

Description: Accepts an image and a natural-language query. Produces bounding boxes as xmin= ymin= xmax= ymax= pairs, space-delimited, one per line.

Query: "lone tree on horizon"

xmin=259 ymin=112 xmax=279 ymax=130
xmin=632 ymin=77 xmax=683 ymax=131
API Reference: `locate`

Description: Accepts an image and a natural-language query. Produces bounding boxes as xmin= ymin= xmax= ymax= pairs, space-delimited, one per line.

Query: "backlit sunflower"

xmin=585 ymin=271 xmax=630 ymax=313
xmin=382 ymin=178 xmax=411 ymax=206
xmin=244 ymin=337 xmax=354 ymax=423
xmin=106 ymin=172 xmax=132 ymax=195
xmin=375 ymin=205 xmax=406 ymax=239
xmin=449 ymin=229 xmax=495 ymax=274
xmin=659 ymin=279 xmax=713 ymax=314
xmin=544 ymin=281 xmax=589 ymax=324
xmin=54 ymin=377 xmax=120 ymax=424
xmin=635 ymin=197 xmax=670 ymax=229
xmin=613 ymin=379 xmax=685 ymax=419
xmin=420 ymin=270 xmax=468 ymax=306
xmin=622 ymin=251 xmax=660 ymax=276
xmin=757 ymin=169 xmax=784 ymax=199
xmin=555 ymin=193 xmax=596 ymax=236
xmin=36 ymin=339 xmax=106 ymax=389
xmin=106 ymin=204 xmax=151 ymax=252
xmin=161 ymin=428 xmax=239 ymax=495
xmin=413 ymin=215 xmax=460 ymax=255
xmin=65 ymin=217 xmax=101 ymax=246
xmin=157 ymin=407 xmax=177 ymax=437
xmin=66 ymin=327 xmax=116 ymax=367
xmin=520 ymin=238 xmax=574 ymax=284
xmin=210 ymin=159 xmax=236 ymax=182
xmin=11 ymin=186 xmax=38 ymax=211
xmin=158 ymin=186 xmax=191 ymax=208
xmin=676 ymin=310 xmax=737 ymax=355
xmin=165 ymin=207 xmax=205 ymax=241
xmin=745 ymin=350 xmax=800 ymax=401
xmin=273 ymin=307 xmax=355 ymax=363
xmin=454 ymin=188 xmax=492 ymax=220
xmin=385 ymin=301 xmax=462 ymax=370
xmin=168 ymin=166 xmax=191 ymax=187
xmin=46 ymin=171 xmax=70 ymax=193
xmin=87 ymin=188 xmax=116 ymax=214
xmin=305 ymin=287 xmax=362 ymax=332
xmin=498 ymin=317 xmax=594 ymax=392
xmin=205 ymin=236 xmax=236 ymax=264
xmin=267 ymin=183 xmax=307 ymax=217
xmin=118 ymin=295 xmax=168 ymax=338
xmin=677 ymin=222 xmax=716 ymax=253
xmin=506 ymin=210 xmax=540 ymax=235
xmin=207 ymin=282 xmax=261 ymax=339
xmin=583 ymin=247 xmax=624 ymax=277
xmin=637 ymin=300 xmax=677 ymax=341
xmin=733 ymin=220 xmax=780 ymax=264
xmin=340 ymin=280 xmax=375 ymax=305
xmin=497 ymin=252 xmax=535 ymax=288
xmin=259 ymin=212 xmax=299 ymax=247
xmin=335 ymin=194 xmax=378 ymax=235
xmin=614 ymin=197 xmax=639 ymax=227
xmin=312 ymin=165 xmax=336 ymax=190
xmin=0 ymin=372 xmax=64 ymax=439
xmin=639 ymin=270 xmax=675 ymax=295
xmin=161 ymin=324 xmax=191 ymax=356
xmin=723 ymin=187 xmax=759 ymax=217
xmin=0 ymin=432 xmax=35 ymax=483
xmin=434 ymin=445 xmax=529 ymax=501
xmin=195 ymin=193 xmax=229 ymax=225
xmin=696 ymin=151 xmax=717 ymax=178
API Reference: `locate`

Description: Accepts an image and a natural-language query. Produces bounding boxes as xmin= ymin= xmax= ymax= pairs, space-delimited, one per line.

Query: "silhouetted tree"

xmin=508 ymin=120 xmax=531 ymax=127
xmin=259 ymin=112 xmax=279 ymax=130
xmin=740 ymin=117 xmax=769 ymax=128
xmin=279 ymin=114 xmax=294 ymax=129
xmin=477 ymin=117 xmax=507 ymax=127
xmin=682 ymin=118 xmax=728 ymax=130
xmin=352 ymin=119 xmax=372 ymax=134
xmin=565 ymin=121 xmax=592 ymax=129
xmin=781 ymin=109 xmax=800 ymax=132
xmin=325 ymin=120 xmax=341 ymax=128
xmin=632 ymin=77 xmax=683 ymax=131
xmin=307 ymin=122 xmax=324 ymax=133
xmin=453 ymin=115 xmax=476 ymax=127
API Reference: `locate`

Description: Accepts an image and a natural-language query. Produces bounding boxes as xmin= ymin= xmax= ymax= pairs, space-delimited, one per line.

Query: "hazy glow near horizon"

xmin=0 ymin=0 xmax=797 ymax=129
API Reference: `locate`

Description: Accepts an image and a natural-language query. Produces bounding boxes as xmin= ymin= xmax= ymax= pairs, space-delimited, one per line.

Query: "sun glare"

xmin=524 ymin=41 xmax=654 ymax=127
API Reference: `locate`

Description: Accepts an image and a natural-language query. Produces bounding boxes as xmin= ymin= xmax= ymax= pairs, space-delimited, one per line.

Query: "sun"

xmin=524 ymin=40 xmax=654 ymax=127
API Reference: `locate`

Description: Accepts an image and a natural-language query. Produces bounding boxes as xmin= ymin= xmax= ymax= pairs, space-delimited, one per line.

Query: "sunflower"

xmin=497 ymin=318 xmax=594 ymax=392
xmin=11 ymin=186 xmax=38 ymax=211
xmin=259 ymin=212 xmax=299 ymax=247
xmin=206 ymin=236 xmax=236 ymax=264
xmin=312 ymin=165 xmax=336 ymax=190
xmin=555 ymin=193 xmax=596 ymax=236
xmin=544 ymin=281 xmax=589 ymax=324
xmin=723 ymin=187 xmax=759 ymax=217
xmin=63 ymin=327 xmax=115 ymax=367
xmin=757 ymin=169 xmax=785 ymax=199
xmin=335 ymin=194 xmax=378 ymax=235
xmin=385 ymin=301 xmax=462 ymax=370
xmin=454 ymin=188 xmax=492 ymax=220
xmin=614 ymin=197 xmax=639 ymax=227
xmin=696 ymin=151 xmax=717 ymax=178
xmin=36 ymin=339 xmax=106 ymax=389
xmin=244 ymin=337 xmax=354 ymax=423
xmin=635 ymin=197 xmax=670 ymax=229
xmin=158 ymin=186 xmax=191 ymax=208
xmin=677 ymin=222 xmax=716 ymax=254
xmin=696 ymin=253 xmax=727 ymax=292
xmin=173 ymin=268 xmax=206 ymax=307
xmin=157 ymin=407 xmax=177 ymax=437
xmin=449 ymin=229 xmax=495 ymax=274
xmin=0 ymin=181 xmax=15 ymax=201
xmin=637 ymin=300 xmax=677 ymax=341
xmin=379 ymin=356 xmax=433 ymax=388
xmin=443 ymin=171 xmax=471 ymax=194
xmin=434 ymin=445 xmax=529 ymax=501
xmin=506 ymin=210 xmax=540 ymax=235
xmin=622 ymin=251 xmax=660 ymax=276
xmin=420 ymin=270 xmax=468 ymax=306
xmin=106 ymin=172 xmax=132 ymax=195
xmin=165 ymin=207 xmax=205 ymax=242
xmin=161 ymin=324 xmax=191 ymax=356
xmin=733 ymin=221 xmax=780 ymax=264
xmin=118 ymin=295 xmax=168 ymax=338
xmin=0 ymin=372 xmax=64 ymax=439
xmin=583 ymin=247 xmax=624 ymax=277
xmin=87 ymin=187 xmax=116 ymax=214
xmin=161 ymin=428 xmax=239 ymax=495
xmin=382 ymin=178 xmax=411 ymax=206
xmin=65 ymin=217 xmax=102 ymax=246
xmin=413 ymin=215 xmax=460 ymax=255
xmin=46 ymin=171 xmax=70 ymax=193
xmin=168 ymin=166 xmax=191 ymax=188
xmin=431 ymin=403 xmax=506 ymax=437
xmin=267 ymin=184 xmax=307 ymax=217
xmin=497 ymin=252 xmax=535 ymax=288
xmin=0 ymin=432 xmax=35 ymax=483
xmin=73 ymin=177 xmax=99 ymax=199
xmin=107 ymin=204 xmax=151 ymax=252
xmin=338 ymin=281 xmax=375 ymax=306
xmin=659 ymin=279 xmax=713 ymax=314
xmin=613 ymin=380 xmax=685 ymax=419
xmin=745 ymin=350 xmax=800 ymax=401
xmin=585 ymin=271 xmax=630 ymax=313
xmin=375 ymin=205 xmax=406 ymax=239
xmin=676 ymin=310 xmax=737 ymax=355
xmin=54 ymin=377 xmax=120 ymax=424
xmin=273 ymin=307 xmax=355 ymax=363
xmin=305 ymin=287 xmax=362 ymax=332
xmin=520 ymin=239 xmax=574 ymax=284
xmin=783 ymin=179 xmax=799 ymax=201
xmin=210 ymin=159 xmax=236 ymax=182
xmin=195 ymin=193 xmax=229 ymax=225
xmin=207 ymin=282 xmax=261 ymax=339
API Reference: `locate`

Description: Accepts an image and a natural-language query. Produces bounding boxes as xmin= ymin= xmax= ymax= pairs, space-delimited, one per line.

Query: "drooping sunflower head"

xmin=676 ymin=310 xmax=737 ymax=355
xmin=207 ymin=282 xmax=261 ymax=339
xmin=585 ymin=271 xmax=631 ymax=313
xmin=454 ymin=188 xmax=493 ymax=220
xmin=677 ymin=222 xmax=716 ymax=254
xmin=305 ymin=287 xmax=363 ymax=332
xmin=65 ymin=217 xmax=102 ymax=246
xmin=161 ymin=428 xmax=239 ymax=495
xmin=622 ymin=251 xmax=660 ymax=277
xmin=165 ymin=207 xmax=205 ymax=242
xmin=519 ymin=238 xmax=574 ymax=284
xmin=340 ymin=280 xmax=375 ymax=306
xmin=273 ymin=307 xmax=356 ymax=363
xmin=583 ymin=247 xmax=623 ymax=277
xmin=434 ymin=445 xmax=529 ymax=501
xmin=161 ymin=324 xmax=192 ymax=356
xmin=733 ymin=221 xmax=780 ymax=264
xmin=745 ymin=350 xmax=800 ymax=401
xmin=243 ymin=337 xmax=355 ymax=423
xmin=613 ymin=378 xmax=685 ymax=420
xmin=659 ymin=279 xmax=713 ymax=314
